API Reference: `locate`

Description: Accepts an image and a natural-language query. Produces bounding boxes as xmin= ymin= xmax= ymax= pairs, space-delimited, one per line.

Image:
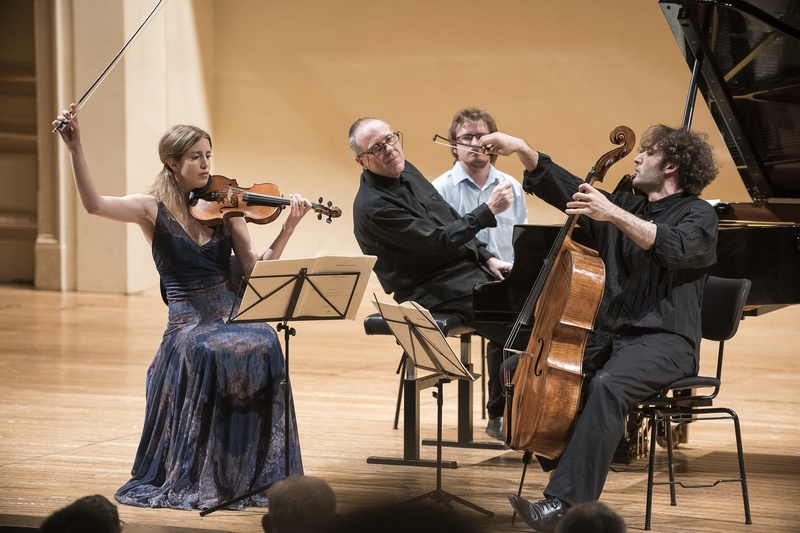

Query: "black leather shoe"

xmin=508 ymin=494 xmax=568 ymax=533
xmin=485 ymin=416 xmax=503 ymax=440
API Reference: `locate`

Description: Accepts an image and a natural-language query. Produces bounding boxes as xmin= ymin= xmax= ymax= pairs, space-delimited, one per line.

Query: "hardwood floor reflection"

xmin=0 ymin=280 xmax=798 ymax=532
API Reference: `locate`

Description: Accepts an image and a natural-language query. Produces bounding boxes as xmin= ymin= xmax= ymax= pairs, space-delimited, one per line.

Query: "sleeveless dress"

xmin=114 ymin=203 xmax=303 ymax=510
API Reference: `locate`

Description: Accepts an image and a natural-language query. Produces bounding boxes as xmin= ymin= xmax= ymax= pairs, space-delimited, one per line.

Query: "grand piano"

xmin=475 ymin=0 xmax=800 ymax=322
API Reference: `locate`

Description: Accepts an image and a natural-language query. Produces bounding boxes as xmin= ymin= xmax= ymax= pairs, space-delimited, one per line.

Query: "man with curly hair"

xmin=478 ymin=125 xmax=719 ymax=532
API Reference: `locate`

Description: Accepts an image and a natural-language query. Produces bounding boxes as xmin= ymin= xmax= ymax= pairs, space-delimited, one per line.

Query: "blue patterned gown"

xmin=114 ymin=203 xmax=303 ymax=510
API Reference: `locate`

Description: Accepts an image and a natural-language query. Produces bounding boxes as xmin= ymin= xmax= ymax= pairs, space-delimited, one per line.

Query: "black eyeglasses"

xmin=359 ymin=131 xmax=401 ymax=157
xmin=456 ymin=133 xmax=488 ymax=144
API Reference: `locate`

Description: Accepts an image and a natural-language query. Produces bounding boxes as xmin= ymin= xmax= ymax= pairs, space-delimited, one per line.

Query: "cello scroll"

xmin=587 ymin=125 xmax=636 ymax=185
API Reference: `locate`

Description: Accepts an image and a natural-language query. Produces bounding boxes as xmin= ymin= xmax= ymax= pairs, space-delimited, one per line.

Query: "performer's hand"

xmin=566 ymin=183 xmax=618 ymax=221
xmin=486 ymin=257 xmax=512 ymax=280
xmin=282 ymin=194 xmax=313 ymax=232
xmin=52 ymin=103 xmax=81 ymax=149
xmin=485 ymin=181 xmax=513 ymax=215
xmin=479 ymin=132 xmax=539 ymax=171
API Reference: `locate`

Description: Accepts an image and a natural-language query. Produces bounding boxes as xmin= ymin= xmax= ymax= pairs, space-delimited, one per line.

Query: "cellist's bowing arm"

xmin=567 ymin=183 xmax=656 ymax=250
xmin=479 ymin=133 xmax=539 ymax=171
xmin=479 ymin=131 xmax=657 ymax=249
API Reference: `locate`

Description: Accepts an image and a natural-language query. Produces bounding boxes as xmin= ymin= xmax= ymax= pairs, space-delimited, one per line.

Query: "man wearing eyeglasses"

xmin=432 ymin=108 xmax=528 ymax=442
xmin=349 ymin=117 xmax=525 ymax=376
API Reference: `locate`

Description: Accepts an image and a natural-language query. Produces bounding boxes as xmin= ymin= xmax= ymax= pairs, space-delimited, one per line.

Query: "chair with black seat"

xmin=632 ymin=275 xmax=752 ymax=530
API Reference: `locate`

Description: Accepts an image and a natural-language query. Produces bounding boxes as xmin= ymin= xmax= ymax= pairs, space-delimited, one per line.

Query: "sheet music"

xmin=373 ymin=299 xmax=475 ymax=381
xmin=234 ymin=252 xmax=376 ymax=322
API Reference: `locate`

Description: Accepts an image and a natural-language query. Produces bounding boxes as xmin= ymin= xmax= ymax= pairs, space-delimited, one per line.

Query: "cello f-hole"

xmin=533 ymin=338 xmax=545 ymax=377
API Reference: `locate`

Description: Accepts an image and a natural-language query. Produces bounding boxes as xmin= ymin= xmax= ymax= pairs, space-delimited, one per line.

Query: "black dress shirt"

xmin=523 ymin=154 xmax=718 ymax=355
xmin=353 ymin=161 xmax=498 ymax=309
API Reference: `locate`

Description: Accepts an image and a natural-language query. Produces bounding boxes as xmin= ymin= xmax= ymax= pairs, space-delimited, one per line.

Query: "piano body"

xmin=473 ymin=0 xmax=799 ymax=461
xmin=662 ymin=0 xmax=800 ymax=313
xmin=475 ymin=0 xmax=800 ymax=323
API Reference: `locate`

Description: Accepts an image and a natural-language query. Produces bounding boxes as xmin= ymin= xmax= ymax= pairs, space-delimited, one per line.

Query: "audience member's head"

xmin=327 ymin=500 xmax=478 ymax=533
xmin=554 ymin=501 xmax=626 ymax=533
xmin=262 ymin=475 xmax=336 ymax=533
xmin=38 ymin=494 xmax=121 ymax=533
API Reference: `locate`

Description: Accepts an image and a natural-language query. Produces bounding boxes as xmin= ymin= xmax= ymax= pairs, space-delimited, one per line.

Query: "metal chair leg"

xmin=480 ymin=337 xmax=487 ymax=420
xmin=665 ymin=413 xmax=677 ymax=506
xmin=731 ymin=410 xmax=752 ymax=524
xmin=645 ymin=410 xmax=659 ymax=531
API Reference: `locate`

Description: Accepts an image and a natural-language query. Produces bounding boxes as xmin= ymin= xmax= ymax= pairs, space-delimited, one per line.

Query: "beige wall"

xmin=48 ymin=0 xmax=750 ymax=293
xmin=49 ymin=0 xmax=213 ymax=291
xmin=211 ymin=0 xmax=748 ymax=259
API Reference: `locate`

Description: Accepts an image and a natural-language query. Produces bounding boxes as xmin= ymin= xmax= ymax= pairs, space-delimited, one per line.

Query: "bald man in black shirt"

xmin=349 ymin=118 xmax=530 ymax=432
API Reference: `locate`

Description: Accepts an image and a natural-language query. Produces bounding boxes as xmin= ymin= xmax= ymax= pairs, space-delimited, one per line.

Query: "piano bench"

xmin=363 ymin=312 xmax=474 ymax=338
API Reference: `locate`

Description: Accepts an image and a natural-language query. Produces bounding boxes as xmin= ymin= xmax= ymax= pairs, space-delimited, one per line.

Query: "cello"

xmin=504 ymin=125 xmax=635 ymax=460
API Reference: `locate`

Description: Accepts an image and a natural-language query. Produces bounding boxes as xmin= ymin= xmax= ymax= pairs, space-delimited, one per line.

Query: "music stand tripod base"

xmin=372 ymin=300 xmax=492 ymax=516
xmin=403 ymin=380 xmax=493 ymax=517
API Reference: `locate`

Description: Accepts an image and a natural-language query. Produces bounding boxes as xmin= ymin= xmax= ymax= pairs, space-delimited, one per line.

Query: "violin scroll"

xmin=316 ymin=198 xmax=342 ymax=224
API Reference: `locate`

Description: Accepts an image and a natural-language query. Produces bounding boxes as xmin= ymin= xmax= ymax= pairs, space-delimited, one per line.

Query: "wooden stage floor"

xmin=0 ymin=280 xmax=798 ymax=532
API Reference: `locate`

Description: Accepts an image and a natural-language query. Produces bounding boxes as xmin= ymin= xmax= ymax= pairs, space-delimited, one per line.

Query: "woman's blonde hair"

xmin=148 ymin=125 xmax=212 ymax=217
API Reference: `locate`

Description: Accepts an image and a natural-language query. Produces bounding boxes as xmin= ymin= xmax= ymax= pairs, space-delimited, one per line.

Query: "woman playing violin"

xmin=53 ymin=104 xmax=312 ymax=510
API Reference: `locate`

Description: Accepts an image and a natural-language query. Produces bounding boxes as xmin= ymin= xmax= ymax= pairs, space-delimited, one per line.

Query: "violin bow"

xmin=53 ymin=0 xmax=169 ymax=132
xmin=431 ymin=134 xmax=496 ymax=156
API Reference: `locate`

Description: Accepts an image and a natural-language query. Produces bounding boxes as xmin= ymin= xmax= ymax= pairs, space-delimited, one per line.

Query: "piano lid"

xmin=659 ymin=0 xmax=800 ymax=203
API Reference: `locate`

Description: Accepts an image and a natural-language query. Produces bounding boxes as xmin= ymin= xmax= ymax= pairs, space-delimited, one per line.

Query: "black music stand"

xmin=374 ymin=299 xmax=494 ymax=517
xmin=200 ymin=255 xmax=375 ymax=516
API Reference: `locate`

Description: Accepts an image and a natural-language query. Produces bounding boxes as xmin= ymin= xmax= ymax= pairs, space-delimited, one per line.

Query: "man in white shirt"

xmin=432 ymin=108 xmax=528 ymax=440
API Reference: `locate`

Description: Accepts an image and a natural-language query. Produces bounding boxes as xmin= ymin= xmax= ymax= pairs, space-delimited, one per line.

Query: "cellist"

xmin=481 ymin=125 xmax=719 ymax=532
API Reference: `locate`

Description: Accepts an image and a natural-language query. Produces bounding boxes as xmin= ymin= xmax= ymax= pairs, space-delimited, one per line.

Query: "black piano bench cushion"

xmin=363 ymin=312 xmax=474 ymax=338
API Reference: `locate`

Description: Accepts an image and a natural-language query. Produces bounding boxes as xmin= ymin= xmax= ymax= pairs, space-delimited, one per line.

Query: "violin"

xmin=188 ymin=175 xmax=342 ymax=226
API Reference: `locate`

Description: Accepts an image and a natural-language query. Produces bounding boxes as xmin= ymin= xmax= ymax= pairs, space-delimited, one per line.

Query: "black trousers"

xmin=540 ymin=331 xmax=697 ymax=505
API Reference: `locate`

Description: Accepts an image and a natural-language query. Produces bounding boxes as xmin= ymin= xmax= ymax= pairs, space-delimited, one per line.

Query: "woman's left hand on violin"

xmin=282 ymin=194 xmax=313 ymax=231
